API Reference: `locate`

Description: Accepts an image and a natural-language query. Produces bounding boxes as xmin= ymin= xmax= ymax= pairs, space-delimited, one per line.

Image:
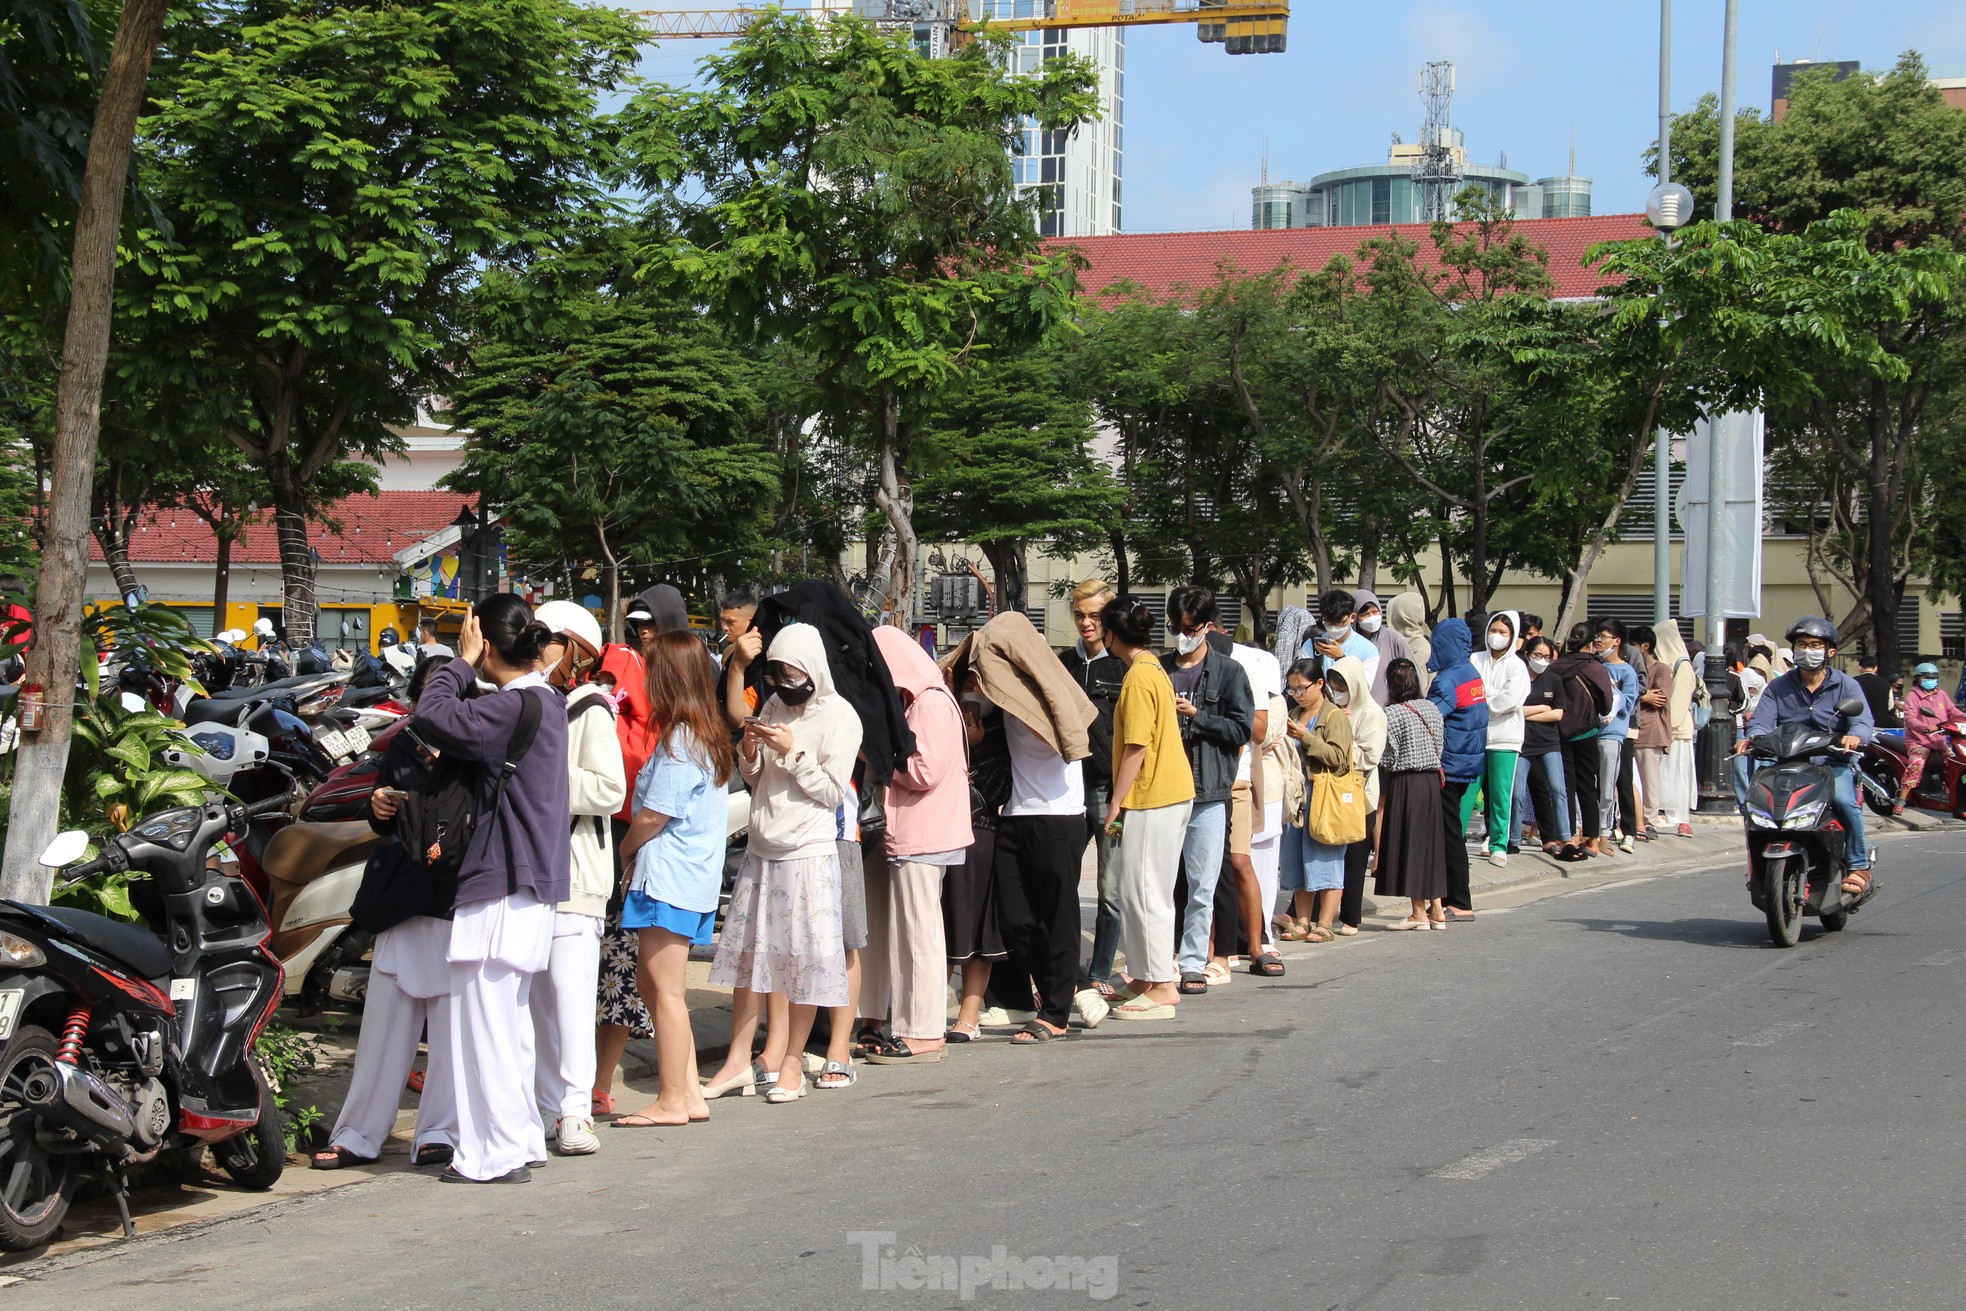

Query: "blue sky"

xmin=628 ymin=2 xmax=1965 ymax=232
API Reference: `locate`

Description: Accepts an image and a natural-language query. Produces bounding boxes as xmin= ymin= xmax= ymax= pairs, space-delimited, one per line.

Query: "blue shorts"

xmin=619 ymin=890 xmax=716 ymax=945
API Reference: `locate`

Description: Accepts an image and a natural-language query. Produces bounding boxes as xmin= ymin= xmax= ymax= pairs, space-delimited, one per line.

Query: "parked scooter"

xmin=0 ymin=801 xmax=289 ymax=1250
xmin=1741 ymin=696 xmax=1881 ymax=947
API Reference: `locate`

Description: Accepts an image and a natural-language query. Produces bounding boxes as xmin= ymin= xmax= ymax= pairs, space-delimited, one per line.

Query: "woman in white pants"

xmin=1097 ymin=600 xmax=1197 ymax=1019
xmin=526 ymin=602 xmax=625 ymax=1157
xmin=413 ymin=596 xmax=570 ymax=1184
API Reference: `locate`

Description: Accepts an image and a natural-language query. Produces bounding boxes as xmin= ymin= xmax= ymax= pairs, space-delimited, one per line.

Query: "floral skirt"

xmin=596 ymin=921 xmax=654 ymax=1037
xmin=708 ymin=850 xmax=848 ymax=1008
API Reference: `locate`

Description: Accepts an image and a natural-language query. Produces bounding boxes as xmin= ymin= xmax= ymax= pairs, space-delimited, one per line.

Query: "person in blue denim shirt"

xmin=1737 ymin=617 xmax=1876 ymax=893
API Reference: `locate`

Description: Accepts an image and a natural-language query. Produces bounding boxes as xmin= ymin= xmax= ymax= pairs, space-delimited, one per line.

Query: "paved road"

xmin=15 ymin=830 xmax=1966 ymax=1308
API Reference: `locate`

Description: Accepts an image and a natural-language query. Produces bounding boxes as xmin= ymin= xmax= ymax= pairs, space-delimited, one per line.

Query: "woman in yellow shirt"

xmin=1098 ymin=600 xmax=1196 ymax=1018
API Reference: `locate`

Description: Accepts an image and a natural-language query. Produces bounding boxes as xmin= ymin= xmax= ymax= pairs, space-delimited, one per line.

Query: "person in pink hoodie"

xmin=860 ymin=625 xmax=974 ymax=1064
xmin=1896 ymin=662 xmax=1964 ymax=816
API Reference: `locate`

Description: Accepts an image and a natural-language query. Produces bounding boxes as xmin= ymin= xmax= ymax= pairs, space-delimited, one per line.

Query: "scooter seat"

xmin=262 ymin=821 xmax=382 ymax=889
xmin=182 ymin=698 xmax=245 ymax=726
xmin=38 ymin=904 xmax=172 ymax=981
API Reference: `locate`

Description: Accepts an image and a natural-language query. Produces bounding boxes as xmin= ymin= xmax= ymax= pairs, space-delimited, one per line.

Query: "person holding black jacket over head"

xmin=409 ymin=596 xmax=570 ymax=1184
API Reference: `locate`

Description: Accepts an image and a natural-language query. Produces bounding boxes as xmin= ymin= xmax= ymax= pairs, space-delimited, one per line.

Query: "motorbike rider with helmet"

xmin=1735 ymin=616 xmax=1877 ymax=896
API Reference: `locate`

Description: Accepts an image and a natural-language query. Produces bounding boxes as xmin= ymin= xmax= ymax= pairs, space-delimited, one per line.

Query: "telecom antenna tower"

xmin=1413 ymin=60 xmax=1460 ymax=222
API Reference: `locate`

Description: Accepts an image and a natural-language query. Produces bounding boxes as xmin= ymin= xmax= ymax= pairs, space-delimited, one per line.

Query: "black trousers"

xmin=1562 ymin=735 xmax=1603 ymax=840
xmin=992 ymin=814 xmax=1088 ymax=1029
xmin=1613 ymin=738 xmax=1639 ymax=835
xmin=1340 ymin=814 xmax=1377 ymax=927
xmin=1442 ymin=778 xmax=1473 ymax=911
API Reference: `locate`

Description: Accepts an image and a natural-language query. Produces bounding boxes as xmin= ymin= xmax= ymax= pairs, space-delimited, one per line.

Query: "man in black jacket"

xmin=1059 ymin=578 xmax=1128 ymax=990
xmin=1162 ymin=586 xmax=1253 ymax=995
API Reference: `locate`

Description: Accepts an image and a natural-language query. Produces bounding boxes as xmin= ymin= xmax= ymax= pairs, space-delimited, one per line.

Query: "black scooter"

xmin=1742 ymin=696 xmax=1880 ymax=948
xmin=0 ymin=798 xmax=288 ymax=1250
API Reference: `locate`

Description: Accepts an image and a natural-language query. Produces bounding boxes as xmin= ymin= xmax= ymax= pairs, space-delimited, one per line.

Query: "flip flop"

xmin=413 ymin=1143 xmax=454 ymax=1168
xmin=310 ymin=1145 xmax=378 ymax=1171
xmin=1010 ymin=1020 xmax=1069 ymax=1044
xmin=1177 ymin=972 xmax=1209 ymax=995
xmin=612 ymin=1112 xmax=690 ymax=1128
xmin=1108 ymin=990 xmax=1176 ymax=1021
xmin=1250 ymin=953 xmax=1285 ymax=976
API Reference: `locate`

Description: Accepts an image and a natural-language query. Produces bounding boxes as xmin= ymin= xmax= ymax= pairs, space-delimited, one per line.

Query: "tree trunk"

xmin=871 ymin=394 xmax=917 ymax=623
xmin=2 ymin=0 xmax=168 ymax=902
xmin=92 ymin=519 xmax=139 ymax=604
xmin=212 ymin=523 xmax=233 ymax=621
xmin=1358 ymin=514 xmax=1379 ymax=593
xmin=1108 ymin=528 xmax=1129 ymax=599
xmin=90 ymin=461 xmax=143 ymax=602
xmin=1866 ymin=394 xmax=1899 ymax=673
xmin=1438 ymin=534 xmax=1457 ymax=619
xmin=270 ymin=501 xmax=316 ymax=646
xmin=1467 ymin=438 xmax=1490 ymax=615
xmin=980 ymin=540 xmax=1029 ymax=618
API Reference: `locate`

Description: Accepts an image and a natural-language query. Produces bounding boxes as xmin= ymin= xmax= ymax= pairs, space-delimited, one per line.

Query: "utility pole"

xmin=1696 ymin=0 xmax=1743 ymax=811
xmin=1652 ymin=0 xmax=1673 ymax=630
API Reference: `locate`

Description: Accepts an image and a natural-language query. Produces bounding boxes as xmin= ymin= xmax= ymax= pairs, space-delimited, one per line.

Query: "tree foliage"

xmin=115 ymin=0 xmax=641 ymax=642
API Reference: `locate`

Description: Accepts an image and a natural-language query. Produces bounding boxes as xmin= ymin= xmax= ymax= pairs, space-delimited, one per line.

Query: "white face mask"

xmin=1325 ymin=624 xmax=1352 ymax=643
xmin=1357 ymin=614 xmax=1382 ymax=635
xmin=1175 ymin=632 xmax=1206 ymax=656
xmin=1329 ymin=688 xmax=1350 ymax=708
xmin=1487 ymin=631 xmax=1512 ymax=652
xmin=1795 ymin=647 xmax=1828 ymax=671
xmin=1528 ymin=657 xmax=1551 ymax=674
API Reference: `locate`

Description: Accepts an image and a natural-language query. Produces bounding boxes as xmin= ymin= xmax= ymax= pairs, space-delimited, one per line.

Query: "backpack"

xmin=1675 ymin=658 xmax=1712 ymax=732
xmin=395 ymin=689 xmax=543 ymax=898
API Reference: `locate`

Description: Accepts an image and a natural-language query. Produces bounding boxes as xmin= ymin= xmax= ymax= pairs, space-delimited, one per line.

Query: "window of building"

xmin=1371 ymin=177 xmax=1391 ymax=224
xmin=1942 ymin=611 xmax=1963 ymax=660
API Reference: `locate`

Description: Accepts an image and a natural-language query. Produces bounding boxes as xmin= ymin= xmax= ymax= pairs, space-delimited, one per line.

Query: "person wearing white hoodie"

xmin=526 ymin=602 xmax=626 ymax=1158
xmin=1469 ymin=610 xmax=1528 ymax=867
xmin=708 ymin=623 xmax=862 ymax=1103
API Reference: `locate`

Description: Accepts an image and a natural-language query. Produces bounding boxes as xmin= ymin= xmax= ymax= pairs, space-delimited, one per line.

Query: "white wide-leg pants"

xmin=529 ymin=912 xmax=603 ymax=1126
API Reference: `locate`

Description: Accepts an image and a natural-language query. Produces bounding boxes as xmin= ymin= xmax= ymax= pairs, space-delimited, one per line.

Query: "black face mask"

xmin=768 ymin=678 xmax=816 ymax=706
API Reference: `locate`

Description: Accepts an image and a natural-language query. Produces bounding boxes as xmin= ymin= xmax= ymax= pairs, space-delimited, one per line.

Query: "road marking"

xmin=1429 ymin=1138 xmax=1557 ymax=1180
xmin=1733 ymin=1020 xmax=1808 ymax=1047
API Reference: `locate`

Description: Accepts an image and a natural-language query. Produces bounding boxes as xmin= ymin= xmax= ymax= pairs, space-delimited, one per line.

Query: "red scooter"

xmin=1864 ymin=718 xmax=1966 ymax=817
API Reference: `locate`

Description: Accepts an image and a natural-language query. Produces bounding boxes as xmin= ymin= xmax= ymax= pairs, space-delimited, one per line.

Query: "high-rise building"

xmin=992 ymin=11 xmax=1125 ymax=237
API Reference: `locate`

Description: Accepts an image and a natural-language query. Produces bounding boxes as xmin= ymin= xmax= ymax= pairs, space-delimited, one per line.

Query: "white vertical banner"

xmin=1674 ymin=410 xmax=1764 ymax=618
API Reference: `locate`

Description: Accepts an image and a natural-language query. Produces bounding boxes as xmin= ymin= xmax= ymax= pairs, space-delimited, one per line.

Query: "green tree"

xmin=117 ymin=0 xmax=641 ymax=645
xmin=911 ymin=344 xmax=1121 ymax=616
xmin=621 ymin=13 xmax=1099 ymax=619
xmin=447 ymin=294 xmax=778 ymax=636
xmin=0 ymin=0 xmax=110 ymax=302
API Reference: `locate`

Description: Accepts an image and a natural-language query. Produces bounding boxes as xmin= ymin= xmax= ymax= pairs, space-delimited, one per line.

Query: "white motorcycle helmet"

xmin=533 ymin=600 xmax=604 ymax=664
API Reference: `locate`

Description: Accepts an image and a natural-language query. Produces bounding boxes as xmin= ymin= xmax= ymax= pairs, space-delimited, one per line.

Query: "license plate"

xmin=318 ymin=729 xmax=349 ymax=760
xmin=0 ymin=989 xmax=22 ymax=1043
xmin=345 ymin=726 xmax=370 ymax=756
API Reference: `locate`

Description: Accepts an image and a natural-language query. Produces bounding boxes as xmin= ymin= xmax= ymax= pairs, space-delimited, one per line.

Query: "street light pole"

xmin=1696 ymin=0 xmax=1742 ymax=811
xmin=1653 ymin=0 xmax=1673 ymax=629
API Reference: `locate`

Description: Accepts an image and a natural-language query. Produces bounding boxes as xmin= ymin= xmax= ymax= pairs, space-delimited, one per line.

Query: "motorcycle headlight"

xmin=0 ymin=931 xmax=45 ymax=967
xmin=1746 ymin=808 xmax=1779 ymax=829
xmin=1782 ymin=800 xmax=1827 ymax=830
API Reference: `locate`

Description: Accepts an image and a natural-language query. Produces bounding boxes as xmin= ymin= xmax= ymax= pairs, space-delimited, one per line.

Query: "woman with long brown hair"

xmin=614 ymin=631 xmax=733 ymax=1127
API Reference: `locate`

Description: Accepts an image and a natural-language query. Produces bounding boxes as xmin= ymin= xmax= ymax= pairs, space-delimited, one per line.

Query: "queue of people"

xmin=313 ymin=579 xmax=1739 ymax=1182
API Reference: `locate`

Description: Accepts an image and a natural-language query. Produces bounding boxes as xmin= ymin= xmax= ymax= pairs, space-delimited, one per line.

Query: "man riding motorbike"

xmin=1734 ymin=616 xmax=1876 ymax=896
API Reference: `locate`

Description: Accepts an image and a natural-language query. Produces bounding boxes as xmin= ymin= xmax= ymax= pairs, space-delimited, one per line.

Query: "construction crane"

xmin=634 ymin=0 xmax=1288 ymax=56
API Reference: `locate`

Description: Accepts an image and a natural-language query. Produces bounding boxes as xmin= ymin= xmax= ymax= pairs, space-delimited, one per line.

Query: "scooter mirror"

xmin=1834 ymin=697 xmax=1867 ymax=719
xmin=119 ymin=691 xmax=147 ymax=713
xmin=38 ymin=830 xmax=89 ymax=868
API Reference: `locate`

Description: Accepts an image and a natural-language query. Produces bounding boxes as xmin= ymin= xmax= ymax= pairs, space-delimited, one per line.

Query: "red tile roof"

xmin=1049 ymin=213 xmax=1654 ymax=303
xmin=95 ymin=491 xmax=477 ymax=566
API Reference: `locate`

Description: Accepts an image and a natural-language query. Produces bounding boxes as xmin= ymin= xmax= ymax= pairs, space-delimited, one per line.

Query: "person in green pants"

xmin=1468 ymin=611 xmax=1528 ymax=867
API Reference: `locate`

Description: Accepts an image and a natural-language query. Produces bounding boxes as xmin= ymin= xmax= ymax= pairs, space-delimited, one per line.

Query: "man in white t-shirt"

xmin=993 ymin=714 xmax=1092 ymax=1041
xmin=1224 ymin=635 xmax=1285 ymax=976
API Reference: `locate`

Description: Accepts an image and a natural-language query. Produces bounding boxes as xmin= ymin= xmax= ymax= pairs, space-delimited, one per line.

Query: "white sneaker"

xmin=1074 ymin=988 xmax=1110 ymax=1030
xmin=554 ymin=1116 xmax=599 ymax=1156
xmin=977 ymin=1006 xmax=1036 ymax=1028
xmin=1619 ymin=834 xmax=1635 ymax=854
xmin=1488 ymin=851 xmax=1509 ymax=868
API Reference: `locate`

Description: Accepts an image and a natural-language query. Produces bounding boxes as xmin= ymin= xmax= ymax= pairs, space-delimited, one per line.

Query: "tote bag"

xmin=1306 ymin=766 xmax=1368 ymax=845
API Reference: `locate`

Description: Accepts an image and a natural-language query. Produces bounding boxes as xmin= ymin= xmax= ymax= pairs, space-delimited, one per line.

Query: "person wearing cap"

xmin=1896 ymin=662 xmax=1963 ymax=817
xmin=525 ymin=602 xmax=625 ymax=1157
xmin=1738 ymin=617 xmax=1876 ymax=894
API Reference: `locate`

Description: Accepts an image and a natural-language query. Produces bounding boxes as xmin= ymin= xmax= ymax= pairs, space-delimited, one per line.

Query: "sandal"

xmin=945 ymin=1021 xmax=980 ymax=1043
xmin=814 ymin=1059 xmax=858 ymax=1089
xmin=865 ymin=1036 xmax=945 ymax=1065
xmin=310 ymin=1145 xmax=377 ymax=1171
xmin=1841 ymin=868 xmax=1873 ymax=896
xmin=1202 ymin=961 xmax=1233 ymax=987
xmin=1250 ymin=953 xmax=1285 ymax=977
xmin=405 ymin=1069 xmax=426 ymax=1093
xmin=591 ymin=1089 xmax=615 ymax=1116
xmin=851 ymin=1025 xmax=885 ymax=1059
xmin=1177 ymin=972 xmax=1209 ymax=995
xmin=412 ymin=1143 xmax=454 ymax=1168
xmin=1280 ymin=919 xmax=1313 ymax=942
xmin=1010 ymin=1020 xmax=1069 ymax=1044
xmin=1304 ymin=925 xmax=1335 ymax=943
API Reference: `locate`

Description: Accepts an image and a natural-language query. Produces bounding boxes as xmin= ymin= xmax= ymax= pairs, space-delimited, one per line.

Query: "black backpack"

xmin=395 ymin=690 xmax=543 ymax=891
